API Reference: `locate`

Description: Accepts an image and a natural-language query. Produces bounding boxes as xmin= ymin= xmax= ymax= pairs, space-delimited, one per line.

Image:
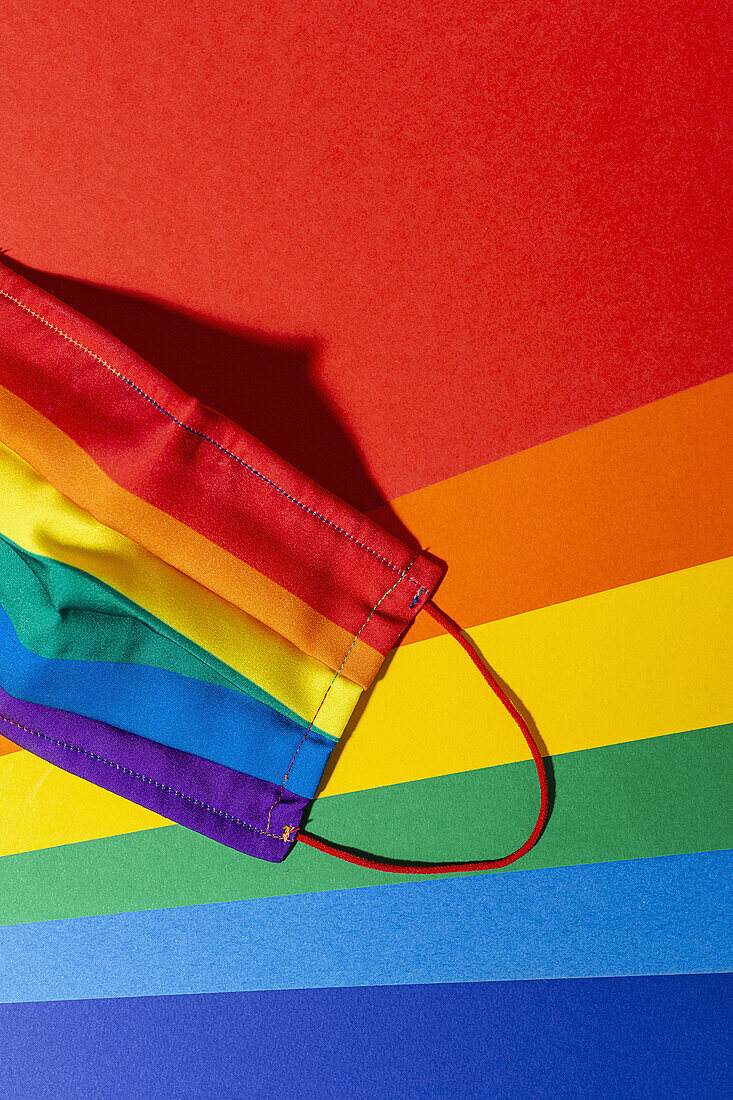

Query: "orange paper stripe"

xmin=2 ymin=375 xmax=728 ymax=760
xmin=372 ymin=373 xmax=733 ymax=644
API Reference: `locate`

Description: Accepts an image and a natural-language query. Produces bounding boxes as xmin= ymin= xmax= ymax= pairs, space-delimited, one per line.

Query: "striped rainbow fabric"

xmin=0 ymin=259 xmax=445 ymax=861
xmin=0 ymin=303 xmax=730 ymax=1093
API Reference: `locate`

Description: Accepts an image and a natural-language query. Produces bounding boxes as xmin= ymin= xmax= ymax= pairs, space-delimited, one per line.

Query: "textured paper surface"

xmin=0 ymin=850 xmax=730 ymax=1002
xmin=1 ymin=725 xmax=731 ymax=910
xmin=1 ymin=4 xmax=729 ymax=507
xmin=2 ymin=976 xmax=731 ymax=1100
xmin=0 ymin=0 xmax=730 ymax=1091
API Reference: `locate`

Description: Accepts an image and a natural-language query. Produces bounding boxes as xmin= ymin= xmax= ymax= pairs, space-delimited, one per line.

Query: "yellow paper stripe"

xmin=319 ymin=554 xmax=733 ymax=796
xmin=0 ymin=750 xmax=167 ymax=857
xmin=2 ymin=554 xmax=731 ymax=855
xmin=0 ymin=440 xmax=360 ymax=737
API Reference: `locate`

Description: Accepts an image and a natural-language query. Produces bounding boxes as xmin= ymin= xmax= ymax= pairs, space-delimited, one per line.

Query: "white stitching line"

xmin=0 ymin=711 xmax=296 ymax=844
xmin=266 ymin=560 xmax=416 ymax=831
xmin=0 ymin=288 xmax=422 ymax=590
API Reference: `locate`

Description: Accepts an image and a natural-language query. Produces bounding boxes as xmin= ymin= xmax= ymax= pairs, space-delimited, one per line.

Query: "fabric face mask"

xmin=0 ymin=260 xmax=547 ymax=873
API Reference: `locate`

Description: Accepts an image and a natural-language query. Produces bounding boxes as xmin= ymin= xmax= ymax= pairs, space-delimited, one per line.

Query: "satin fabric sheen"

xmin=0 ymin=260 xmax=446 ymax=861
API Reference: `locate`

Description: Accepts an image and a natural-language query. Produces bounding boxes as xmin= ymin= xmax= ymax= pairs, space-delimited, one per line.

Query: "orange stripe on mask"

xmin=0 ymin=383 xmax=385 ymax=689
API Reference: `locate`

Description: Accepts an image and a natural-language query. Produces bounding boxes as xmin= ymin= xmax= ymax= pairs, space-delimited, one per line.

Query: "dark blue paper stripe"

xmin=1 ymin=974 xmax=731 ymax=1099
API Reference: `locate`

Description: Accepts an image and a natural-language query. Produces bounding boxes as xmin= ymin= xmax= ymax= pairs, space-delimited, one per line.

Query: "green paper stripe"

xmin=1 ymin=723 xmax=730 ymax=926
xmin=0 ymin=531 xmax=311 ymax=729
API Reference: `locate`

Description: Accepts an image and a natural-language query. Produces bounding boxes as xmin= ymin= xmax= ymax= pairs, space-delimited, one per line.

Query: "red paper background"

xmin=0 ymin=7 xmax=731 ymax=1093
xmin=1 ymin=1 xmax=729 ymax=509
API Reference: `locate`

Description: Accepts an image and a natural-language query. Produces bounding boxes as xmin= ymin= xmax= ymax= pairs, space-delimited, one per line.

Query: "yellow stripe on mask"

xmin=1 ymin=554 xmax=731 ymax=855
xmin=0 ymin=382 xmax=383 ymax=688
xmin=0 ymin=440 xmax=361 ymax=736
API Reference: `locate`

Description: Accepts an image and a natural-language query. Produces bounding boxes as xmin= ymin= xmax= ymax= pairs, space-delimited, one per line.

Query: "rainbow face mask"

xmin=0 ymin=260 xmax=547 ymax=873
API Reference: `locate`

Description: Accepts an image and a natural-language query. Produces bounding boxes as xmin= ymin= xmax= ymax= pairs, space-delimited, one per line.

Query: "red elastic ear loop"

xmin=299 ymin=599 xmax=550 ymax=873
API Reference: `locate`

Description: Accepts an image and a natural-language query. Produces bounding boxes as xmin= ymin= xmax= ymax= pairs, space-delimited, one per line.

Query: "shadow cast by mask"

xmin=0 ymin=252 xmax=419 ymax=534
xmin=0 ymin=252 xmax=549 ymax=865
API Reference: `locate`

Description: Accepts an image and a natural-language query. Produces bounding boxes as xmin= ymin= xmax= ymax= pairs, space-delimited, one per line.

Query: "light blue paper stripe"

xmin=0 ymin=850 xmax=730 ymax=1003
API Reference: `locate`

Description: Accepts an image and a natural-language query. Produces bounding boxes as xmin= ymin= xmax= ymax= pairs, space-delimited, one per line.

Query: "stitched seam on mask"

xmin=0 ymin=289 xmax=422 ymax=591
xmin=0 ymin=711 xmax=296 ymax=844
xmin=265 ymin=561 xmax=416 ymax=832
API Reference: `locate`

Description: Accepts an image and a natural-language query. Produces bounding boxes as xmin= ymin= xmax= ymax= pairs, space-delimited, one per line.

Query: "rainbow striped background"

xmin=0 ymin=261 xmax=447 ymax=865
xmin=1 ymin=335 xmax=731 ymax=1091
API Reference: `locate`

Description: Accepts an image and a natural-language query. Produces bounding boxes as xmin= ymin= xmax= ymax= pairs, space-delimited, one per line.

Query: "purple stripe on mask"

xmin=0 ymin=686 xmax=307 ymax=862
